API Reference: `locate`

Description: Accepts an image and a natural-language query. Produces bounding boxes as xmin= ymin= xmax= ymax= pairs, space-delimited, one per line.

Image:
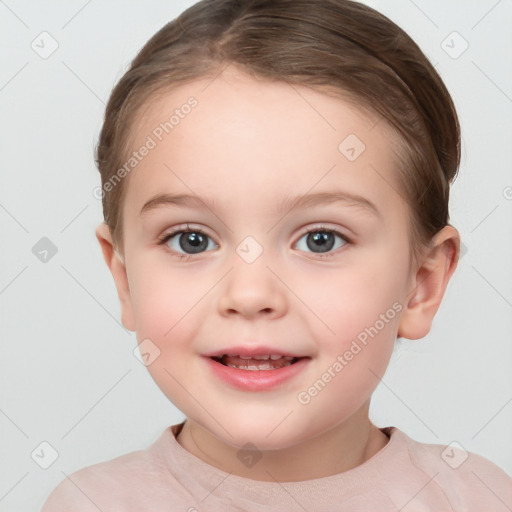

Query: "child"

xmin=42 ymin=0 xmax=512 ymax=510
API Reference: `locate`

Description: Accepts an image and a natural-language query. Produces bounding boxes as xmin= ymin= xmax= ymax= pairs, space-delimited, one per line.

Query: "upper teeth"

xmin=225 ymin=354 xmax=294 ymax=360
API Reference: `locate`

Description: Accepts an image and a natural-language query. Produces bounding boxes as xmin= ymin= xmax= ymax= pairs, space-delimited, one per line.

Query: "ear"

xmin=95 ymin=223 xmax=136 ymax=332
xmin=398 ymin=225 xmax=460 ymax=340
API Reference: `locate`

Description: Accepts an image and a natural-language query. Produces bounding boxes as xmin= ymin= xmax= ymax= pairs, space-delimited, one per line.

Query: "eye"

xmin=158 ymin=225 xmax=218 ymax=257
xmin=294 ymin=226 xmax=349 ymax=257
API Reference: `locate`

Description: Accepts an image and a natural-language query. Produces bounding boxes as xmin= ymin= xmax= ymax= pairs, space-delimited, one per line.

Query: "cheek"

xmin=296 ymin=269 xmax=402 ymax=417
xmin=299 ymin=255 xmax=406 ymax=336
xmin=127 ymin=255 xmax=193 ymax=343
xmin=294 ymin=253 xmax=406 ymax=394
xmin=127 ymin=262 xmax=207 ymax=398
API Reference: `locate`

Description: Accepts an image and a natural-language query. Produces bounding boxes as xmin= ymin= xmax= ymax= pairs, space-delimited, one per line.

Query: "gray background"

xmin=0 ymin=0 xmax=511 ymax=510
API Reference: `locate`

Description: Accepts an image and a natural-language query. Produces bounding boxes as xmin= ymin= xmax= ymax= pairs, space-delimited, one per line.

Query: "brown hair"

xmin=95 ymin=0 xmax=460 ymax=261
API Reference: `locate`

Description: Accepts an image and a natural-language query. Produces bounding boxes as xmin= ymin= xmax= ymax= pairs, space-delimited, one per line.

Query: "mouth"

xmin=205 ymin=352 xmax=311 ymax=391
xmin=210 ymin=354 xmax=304 ymax=371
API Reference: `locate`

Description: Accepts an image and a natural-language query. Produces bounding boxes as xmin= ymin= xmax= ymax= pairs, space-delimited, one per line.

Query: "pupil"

xmin=180 ymin=232 xmax=208 ymax=254
xmin=307 ymin=231 xmax=334 ymax=253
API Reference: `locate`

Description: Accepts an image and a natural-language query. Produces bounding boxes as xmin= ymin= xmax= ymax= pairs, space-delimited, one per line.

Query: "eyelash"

xmin=295 ymin=225 xmax=351 ymax=258
xmin=157 ymin=224 xmax=209 ymax=261
xmin=157 ymin=224 xmax=352 ymax=260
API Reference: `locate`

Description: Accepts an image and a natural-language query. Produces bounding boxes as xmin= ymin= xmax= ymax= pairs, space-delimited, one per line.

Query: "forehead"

xmin=122 ymin=65 xmax=406 ymax=223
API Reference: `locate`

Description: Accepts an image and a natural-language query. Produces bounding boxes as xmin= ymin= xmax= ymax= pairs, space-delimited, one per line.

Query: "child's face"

xmin=111 ymin=66 xmax=418 ymax=449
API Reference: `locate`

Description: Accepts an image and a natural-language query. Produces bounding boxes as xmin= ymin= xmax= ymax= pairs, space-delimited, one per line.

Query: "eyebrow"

xmin=140 ymin=193 xmax=219 ymax=216
xmin=278 ymin=191 xmax=380 ymax=217
xmin=140 ymin=191 xmax=380 ymax=217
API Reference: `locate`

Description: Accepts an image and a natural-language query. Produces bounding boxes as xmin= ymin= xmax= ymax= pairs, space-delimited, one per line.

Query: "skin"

xmin=96 ymin=65 xmax=459 ymax=482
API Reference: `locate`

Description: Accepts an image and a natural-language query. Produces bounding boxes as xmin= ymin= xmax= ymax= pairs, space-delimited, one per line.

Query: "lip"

xmin=203 ymin=355 xmax=310 ymax=391
xmin=202 ymin=345 xmax=305 ymax=358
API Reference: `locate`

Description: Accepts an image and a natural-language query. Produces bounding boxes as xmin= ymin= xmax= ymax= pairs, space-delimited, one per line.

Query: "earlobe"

xmin=95 ymin=223 xmax=136 ymax=332
xmin=398 ymin=226 xmax=460 ymax=340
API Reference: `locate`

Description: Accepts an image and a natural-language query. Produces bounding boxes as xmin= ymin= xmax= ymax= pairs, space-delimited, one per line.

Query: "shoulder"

xmin=41 ymin=450 xmax=153 ymax=511
xmin=41 ymin=432 xmax=180 ymax=511
xmin=395 ymin=428 xmax=512 ymax=510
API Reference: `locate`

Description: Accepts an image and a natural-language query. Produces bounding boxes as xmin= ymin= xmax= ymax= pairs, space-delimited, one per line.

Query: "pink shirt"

xmin=41 ymin=422 xmax=512 ymax=511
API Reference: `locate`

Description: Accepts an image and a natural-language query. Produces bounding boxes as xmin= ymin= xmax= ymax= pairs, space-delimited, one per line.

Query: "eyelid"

xmin=292 ymin=223 xmax=352 ymax=259
xmin=157 ymin=222 xmax=353 ymax=260
xmin=158 ymin=223 xmax=351 ymax=241
xmin=159 ymin=223 xmax=214 ymax=238
xmin=157 ymin=223 xmax=218 ymax=247
xmin=295 ymin=223 xmax=352 ymax=243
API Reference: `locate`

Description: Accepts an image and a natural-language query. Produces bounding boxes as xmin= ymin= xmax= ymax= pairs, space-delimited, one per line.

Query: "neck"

xmin=176 ymin=406 xmax=389 ymax=482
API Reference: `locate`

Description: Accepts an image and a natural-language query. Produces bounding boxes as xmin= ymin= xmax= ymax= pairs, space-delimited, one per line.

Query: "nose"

xmin=217 ymin=255 xmax=288 ymax=320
